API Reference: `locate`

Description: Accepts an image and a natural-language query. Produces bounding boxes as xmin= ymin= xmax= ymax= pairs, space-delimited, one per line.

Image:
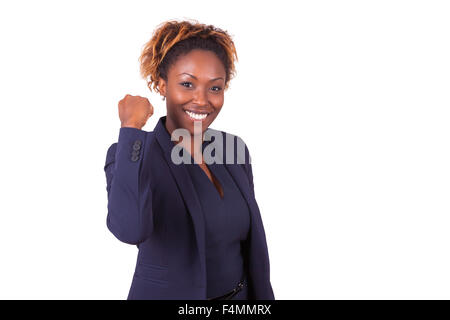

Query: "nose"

xmin=192 ymin=87 xmax=208 ymax=106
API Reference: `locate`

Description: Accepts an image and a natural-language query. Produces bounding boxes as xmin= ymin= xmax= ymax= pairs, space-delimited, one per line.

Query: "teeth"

xmin=185 ymin=110 xmax=208 ymax=120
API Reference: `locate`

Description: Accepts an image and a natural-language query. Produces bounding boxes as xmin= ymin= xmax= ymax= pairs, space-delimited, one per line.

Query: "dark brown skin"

xmin=118 ymin=49 xmax=226 ymax=197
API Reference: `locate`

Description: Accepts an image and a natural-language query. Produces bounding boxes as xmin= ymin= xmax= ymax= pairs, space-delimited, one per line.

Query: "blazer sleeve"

xmin=104 ymin=127 xmax=154 ymax=245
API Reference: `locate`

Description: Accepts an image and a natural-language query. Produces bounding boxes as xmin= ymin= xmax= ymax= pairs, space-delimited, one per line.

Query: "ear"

xmin=158 ymin=78 xmax=167 ymax=97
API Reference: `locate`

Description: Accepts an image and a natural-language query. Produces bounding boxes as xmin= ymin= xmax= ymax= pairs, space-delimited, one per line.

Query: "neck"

xmin=164 ymin=117 xmax=204 ymax=163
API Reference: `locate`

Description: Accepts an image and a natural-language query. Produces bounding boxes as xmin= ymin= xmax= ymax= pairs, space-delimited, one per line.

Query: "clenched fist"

xmin=119 ymin=94 xmax=154 ymax=129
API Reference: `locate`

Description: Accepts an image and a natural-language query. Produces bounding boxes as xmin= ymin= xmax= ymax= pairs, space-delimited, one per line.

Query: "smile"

xmin=184 ymin=110 xmax=210 ymax=121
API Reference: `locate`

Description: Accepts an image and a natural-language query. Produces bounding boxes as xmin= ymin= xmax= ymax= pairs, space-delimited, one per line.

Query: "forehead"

xmin=169 ymin=49 xmax=225 ymax=78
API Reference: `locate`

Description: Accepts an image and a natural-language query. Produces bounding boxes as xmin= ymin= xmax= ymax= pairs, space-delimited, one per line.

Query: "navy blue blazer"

xmin=104 ymin=115 xmax=274 ymax=300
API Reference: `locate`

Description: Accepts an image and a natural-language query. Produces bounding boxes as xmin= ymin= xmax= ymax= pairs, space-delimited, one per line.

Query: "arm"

xmin=104 ymin=127 xmax=154 ymax=245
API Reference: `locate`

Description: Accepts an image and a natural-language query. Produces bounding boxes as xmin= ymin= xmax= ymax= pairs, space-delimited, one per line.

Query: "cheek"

xmin=168 ymin=85 xmax=189 ymax=103
xmin=211 ymin=94 xmax=224 ymax=107
xmin=170 ymin=95 xmax=187 ymax=106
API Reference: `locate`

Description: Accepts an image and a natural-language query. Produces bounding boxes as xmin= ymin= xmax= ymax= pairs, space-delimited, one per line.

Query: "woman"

xmin=104 ymin=19 xmax=274 ymax=300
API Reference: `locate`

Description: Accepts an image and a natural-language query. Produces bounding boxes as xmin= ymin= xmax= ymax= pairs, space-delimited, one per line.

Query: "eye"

xmin=180 ymin=82 xmax=222 ymax=92
xmin=180 ymin=81 xmax=193 ymax=88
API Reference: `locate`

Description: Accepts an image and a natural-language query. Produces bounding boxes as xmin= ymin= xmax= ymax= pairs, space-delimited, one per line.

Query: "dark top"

xmin=184 ymin=141 xmax=250 ymax=299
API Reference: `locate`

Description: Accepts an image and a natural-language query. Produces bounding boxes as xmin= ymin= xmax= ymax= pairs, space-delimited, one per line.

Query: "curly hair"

xmin=139 ymin=19 xmax=238 ymax=94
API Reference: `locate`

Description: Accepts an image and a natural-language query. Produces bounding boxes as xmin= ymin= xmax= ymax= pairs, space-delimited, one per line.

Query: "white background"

xmin=0 ymin=0 xmax=449 ymax=299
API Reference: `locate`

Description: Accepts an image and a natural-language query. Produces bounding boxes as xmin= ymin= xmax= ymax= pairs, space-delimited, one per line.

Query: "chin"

xmin=185 ymin=122 xmax=210 ymax=137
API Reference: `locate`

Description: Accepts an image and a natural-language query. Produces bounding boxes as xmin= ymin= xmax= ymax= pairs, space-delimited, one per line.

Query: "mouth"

xmin=183 ymin=109 xmax=211 ymax=121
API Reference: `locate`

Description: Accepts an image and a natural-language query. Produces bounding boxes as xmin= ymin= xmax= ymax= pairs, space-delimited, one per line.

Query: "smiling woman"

xmin=138 ymin=20 xmax=238 ymax=140
xmin=161 ymin=49 xmax=225 ymax=135
xmin=104 ymin=18 xmax=275 ymax=300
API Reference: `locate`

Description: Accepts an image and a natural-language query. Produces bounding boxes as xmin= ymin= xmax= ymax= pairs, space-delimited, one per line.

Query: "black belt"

xmin=207 ymin=277 xmax=246 ymax=300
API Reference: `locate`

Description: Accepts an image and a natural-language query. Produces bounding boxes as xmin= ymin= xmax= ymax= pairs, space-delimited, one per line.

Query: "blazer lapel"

xmin=153 ymin=117 xmax=207 ymax=287
xmin=208 ymin=129 xmax=270 ymax=277
xmin=220 ymin=132 xmax=272 ymax=297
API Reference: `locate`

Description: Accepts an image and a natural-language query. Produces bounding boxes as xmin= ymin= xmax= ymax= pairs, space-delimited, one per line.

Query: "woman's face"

xmin=159 ymin=49 xmax=226 ymax=137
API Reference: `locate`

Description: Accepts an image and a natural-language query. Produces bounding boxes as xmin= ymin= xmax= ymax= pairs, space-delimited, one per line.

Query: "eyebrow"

xmin=177 ymin=72 xmax=224 ymax=81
